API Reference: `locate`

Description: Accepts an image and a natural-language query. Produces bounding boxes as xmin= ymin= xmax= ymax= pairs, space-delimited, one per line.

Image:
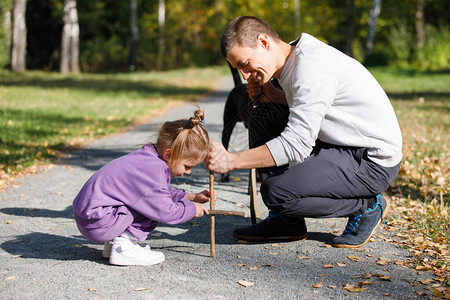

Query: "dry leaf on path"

xmin=238 ymin=280 xmax=255 ymax=287
xmin=5 ymin=276 xmax=16 ymax=281
xmin=343 ymin=283 xmax=366 ymax=292
xmin=311 ymin=282 xmax=323 ymax=288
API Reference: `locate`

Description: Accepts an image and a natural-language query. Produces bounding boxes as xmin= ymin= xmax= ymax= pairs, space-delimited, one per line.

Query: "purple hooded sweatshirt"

xmin=73 ymin=144 xmax=197 ymax=243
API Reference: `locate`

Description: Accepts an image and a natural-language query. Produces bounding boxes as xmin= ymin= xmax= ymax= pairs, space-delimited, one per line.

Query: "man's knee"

xmin=260 ymin=176 xmax=288 ymax=214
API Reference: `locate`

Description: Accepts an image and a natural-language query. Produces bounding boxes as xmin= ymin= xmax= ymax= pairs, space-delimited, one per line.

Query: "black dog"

xmin=220 ymin=63 xmax=253 ymax=182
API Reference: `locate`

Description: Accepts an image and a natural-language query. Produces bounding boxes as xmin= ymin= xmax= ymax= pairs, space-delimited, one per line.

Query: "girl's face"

xmin=167 ymin=157 xmax=203 ymax=178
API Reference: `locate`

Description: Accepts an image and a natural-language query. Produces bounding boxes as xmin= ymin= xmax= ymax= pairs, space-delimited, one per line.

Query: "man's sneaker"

xmin=332 ymin=194 xmax=390 ymax=248
xmin=102 ymin=241 xmax=112 ymax=258
xmin=232 ymin=212 xmax=307 ymax=241
xmin=109 ymin=230 xmax=165 ymax=266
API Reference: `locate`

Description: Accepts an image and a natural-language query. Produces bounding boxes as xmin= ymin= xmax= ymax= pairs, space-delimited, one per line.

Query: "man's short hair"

xmin=221 ymin=16 xmax=280 ymax=58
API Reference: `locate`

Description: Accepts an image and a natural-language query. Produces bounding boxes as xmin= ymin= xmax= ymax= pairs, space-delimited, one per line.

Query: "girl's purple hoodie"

xmin=73 ymin=144 xmax=197 ymax=242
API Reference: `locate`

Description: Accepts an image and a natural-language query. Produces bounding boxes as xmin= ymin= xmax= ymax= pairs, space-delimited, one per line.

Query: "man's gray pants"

xmin=249 ymin=103 xmax=400 ymax=220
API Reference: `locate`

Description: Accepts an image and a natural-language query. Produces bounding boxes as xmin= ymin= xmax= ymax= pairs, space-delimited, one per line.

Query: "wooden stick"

xmin=209 ymin=171 xmax=216 ymax=258
xmin=209 ymin=210 xmax=245 ymax=217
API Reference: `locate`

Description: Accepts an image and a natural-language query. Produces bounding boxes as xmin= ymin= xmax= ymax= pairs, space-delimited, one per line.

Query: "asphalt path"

xmin=0 ymin=77 xmax=434 ymax=299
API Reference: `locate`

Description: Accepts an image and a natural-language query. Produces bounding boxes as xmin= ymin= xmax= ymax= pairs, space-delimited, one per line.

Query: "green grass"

xmin=370 ymin=67 xmax=449 ymax=248
xmin=0 ymin=66 xmax=229 ymax=176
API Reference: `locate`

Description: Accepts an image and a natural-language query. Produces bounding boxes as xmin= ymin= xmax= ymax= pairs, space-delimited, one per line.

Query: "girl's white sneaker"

xmin=109 ymin=231 xmax=165 ymax=266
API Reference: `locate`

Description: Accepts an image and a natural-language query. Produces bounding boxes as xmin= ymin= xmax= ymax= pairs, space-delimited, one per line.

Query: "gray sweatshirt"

xmin=266 ymin=33 xmax=402 ymax=168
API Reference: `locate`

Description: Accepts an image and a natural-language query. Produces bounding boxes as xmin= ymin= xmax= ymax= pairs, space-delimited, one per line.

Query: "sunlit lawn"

xmin=0 ymin=66 xmax=228 ymax=176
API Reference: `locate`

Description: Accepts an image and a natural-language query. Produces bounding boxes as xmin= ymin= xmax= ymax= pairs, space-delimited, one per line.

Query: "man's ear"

xmin=162 ymin=148 xmax=171 ymax=162
xmin=257 ymin=34 xmax=270 ymax=50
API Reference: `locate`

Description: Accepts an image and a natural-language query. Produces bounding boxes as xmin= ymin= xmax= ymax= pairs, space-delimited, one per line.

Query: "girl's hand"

xmin=194 ymin=203 xmax=209 ymax=218
xmin=190 ymin=190 xmax=215 ymax=203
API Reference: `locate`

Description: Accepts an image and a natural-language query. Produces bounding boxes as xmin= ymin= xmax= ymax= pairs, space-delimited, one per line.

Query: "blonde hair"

xmin=155 ymin=107 xmax=209 ymax=165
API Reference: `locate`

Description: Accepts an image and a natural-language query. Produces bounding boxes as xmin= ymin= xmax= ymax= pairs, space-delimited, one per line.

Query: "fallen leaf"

xmin=298 ymin=256 xmax=310 ymax=259
xmin=237 ymin=240 xmax=248 ymax=244
xmin=416 ymin=265 xmax=433 ymax=271
xmin=432 ymin=289 xmax=442 ymax=297
xmin=357 ymin=281 xmax=373 ymax=288
xmin=236 ymin=264 xmax=248 ymax=267
xmin=328 ymin=285 xmax=338 ymax=289
xmin=233 ymin=177 xmax=241 ymax=182
xmin=88 ymin=288 xmax=97 ymax=292
xmin=379 ymin=275 xmax=392 ymax=281
xmin=6 ymin=220 xmax=12 ymax=224
xmin=347 ymin=255 xmax=361 ymax=261
xmin=74 ymin=244 xmax=83 ymax=248
xmin=134 ymin=287 xmax=148 ymax=291
xmin=311 ymin=282 xmax=323 ymax=288
xmin=336 ymin=262 xmax=347 ymax=267
xmin=323 ymin=264 xmax=334 ymax=268
xmin=269 ymin=252 xmax=278 ymax=255
xmin=420 ymin=279 xmax=434 ymax=285
xmin=343 ymin=283 xmax=366 ymax=292
xmin=249 ymin=266 xmax=258 ymax=270
xmin=5 ymin=276 xmax=16 ymax=281
xmin=238 ymin=280 xmax=255 ymax=287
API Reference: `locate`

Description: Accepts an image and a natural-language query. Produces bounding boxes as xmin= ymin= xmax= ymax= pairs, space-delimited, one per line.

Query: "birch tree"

xmin=365 ymin=0 xmax=382 ymax=57
xmin=60 ymin=0 xmax=80 ymax=74
xmin=415 ymin=0 xmax=425 ymax=49
xmin=10 ymin=0 xmax=26 ymax=72
xmin=156 ymin=0 xmax=165 ymax=70
xmin=128 ymin=0 xmax=139 ymax=71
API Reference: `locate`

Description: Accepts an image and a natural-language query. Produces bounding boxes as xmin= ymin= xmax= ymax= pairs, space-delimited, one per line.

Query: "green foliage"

xmin=414 ymin=26 xmax=450 ymax=71
xmin=0 ymin=0 xmax=448 ymax=71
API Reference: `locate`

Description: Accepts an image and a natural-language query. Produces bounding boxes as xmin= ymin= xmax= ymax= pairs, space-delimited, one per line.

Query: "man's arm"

xmin=206 ymin=141 xmax=276 ymax=173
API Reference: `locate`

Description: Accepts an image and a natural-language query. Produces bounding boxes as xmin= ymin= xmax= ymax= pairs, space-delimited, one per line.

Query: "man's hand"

xmin=206 ymin=141 xmax=233 ymax=174
xmin=247 ymin=78 xmax=285 ymax=105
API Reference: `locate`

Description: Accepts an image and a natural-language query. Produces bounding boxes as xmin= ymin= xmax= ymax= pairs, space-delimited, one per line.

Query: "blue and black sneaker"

xmin=332 ymin=194 xmax=390 ymax=248
xmin=232 ymin=212 xmax=307 ymax=242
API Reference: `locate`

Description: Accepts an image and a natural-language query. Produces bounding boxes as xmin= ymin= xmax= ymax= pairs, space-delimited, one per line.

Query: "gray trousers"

xmin=249 ymin=103 xmax=400 ymax=219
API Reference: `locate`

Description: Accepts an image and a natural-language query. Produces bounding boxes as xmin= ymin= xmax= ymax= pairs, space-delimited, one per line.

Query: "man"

xmin=207 ymin=16 xmax=402 ymax=248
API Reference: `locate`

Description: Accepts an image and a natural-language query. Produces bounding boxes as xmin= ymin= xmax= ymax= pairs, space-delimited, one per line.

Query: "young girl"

xmin=73 ymin=108 xmax=211 ymax=266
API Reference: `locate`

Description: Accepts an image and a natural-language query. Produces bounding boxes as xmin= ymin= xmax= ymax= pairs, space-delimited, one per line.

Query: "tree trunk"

xmin=365 ymin=0 xmax=382 ymax=57
xmin=10 ymin=0 xmax=26 ymax=72
xmin=415 ymin=0 xmax=425 ymax=49
xmin=156 ymin=0 xmax=165 ymax=70
xmin=293 ymin=0 xmax=301 ymax=35
xmin=60 ymin=0 xmax=80 ymax=74
xmin=344 ymin=0 xmax=355 ymax=57
xmin=128 ymin=0 xmax=139 ymax=71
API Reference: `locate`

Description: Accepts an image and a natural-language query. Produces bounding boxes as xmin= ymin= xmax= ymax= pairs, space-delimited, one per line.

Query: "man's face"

xmin=227 ymin=37 xmax=276 ymax=86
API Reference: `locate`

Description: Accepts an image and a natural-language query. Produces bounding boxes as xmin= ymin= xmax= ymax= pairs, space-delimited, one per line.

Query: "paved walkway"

xmin=0 ymin=77 xmax=433 ymax=299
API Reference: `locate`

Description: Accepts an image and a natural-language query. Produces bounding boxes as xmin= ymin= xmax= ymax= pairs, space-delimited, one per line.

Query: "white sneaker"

xmin=109 ymin=230 xmax=165 ymax=266
xmin=102 ymin=241 xmax=112 ymax=258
